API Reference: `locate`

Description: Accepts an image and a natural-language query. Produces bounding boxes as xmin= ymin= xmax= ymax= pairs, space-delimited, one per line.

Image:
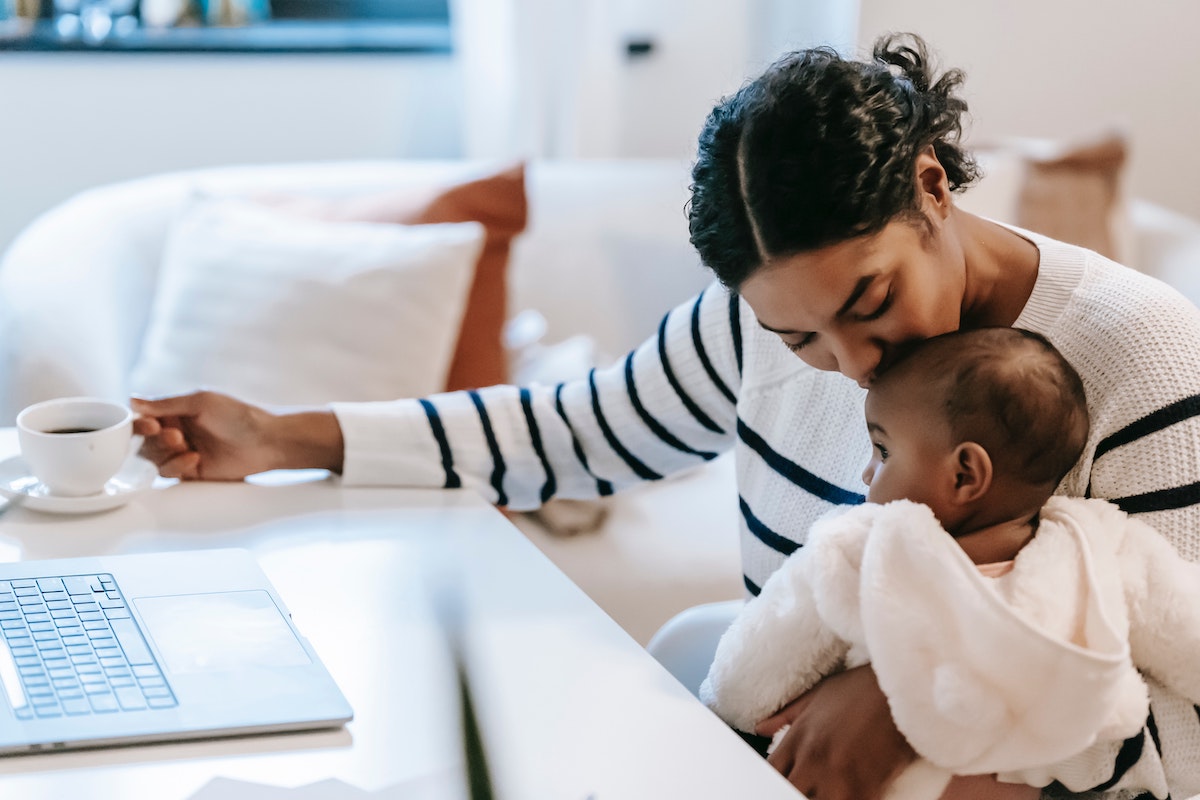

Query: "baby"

xmin=701 ymin=327 xmax=1200 ymax=799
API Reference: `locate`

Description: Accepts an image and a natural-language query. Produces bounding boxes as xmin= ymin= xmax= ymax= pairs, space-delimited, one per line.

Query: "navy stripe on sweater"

xmin=554 ymin=384 xmax=613 ymax=496
xmin=739 ymin=497 xmax=800 ymax=556
xmin=1086 ymin=728 xmax=1146 ymax=793
xmin=737 ymin=419 xmax=866 ymax=506
xmin=743 ymin=575 xmax=761 ymax=597
xmin=728 ymin=292 xmax=743 ymax=378
xmin=657 ymin=314 xmax=725 ymax=435
xmin=692 ymin=290 xmax=736 ymax=405
xmin=1094 ymin=393 xmax=1200 ymax=461
xmin=1146 ymin=711 xmax=1162 ymax=757
xmin=1113 ymin=481 xmax=1200 ymax=514
xmin=1088 ymin=394 xmax=1200 ymax=511
xmin=419 ymin=399 xmax=461 ymax=489
xmin=624 ymin=352 xmax=718 ymax=461
xmin=589 ymin=369 xmax=662 ymax=481
xmin=1112 ymin=728 xmax=1155 ymax=791
xmin=468 ymin=390 xmax=508 ymax=507
xmin=519 ymin=388 xmax=556 ymax=504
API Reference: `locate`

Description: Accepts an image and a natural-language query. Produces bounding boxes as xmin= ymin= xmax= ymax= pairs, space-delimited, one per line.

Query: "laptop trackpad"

xmin=135 ymin=591 xmax=312 ymax=674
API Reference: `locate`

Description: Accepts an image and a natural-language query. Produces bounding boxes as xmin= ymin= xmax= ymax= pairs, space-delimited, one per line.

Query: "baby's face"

xmin=862 ymin=374 xmax=958 ymax=519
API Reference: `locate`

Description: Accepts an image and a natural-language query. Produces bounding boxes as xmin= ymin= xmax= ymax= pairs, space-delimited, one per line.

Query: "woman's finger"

xmin=157 ymin=451 xmax=201 ymax=480
xmin=159 ymin=427 xmax=187 ymax=451
xmin=131 ymin=392 xmax=209 ymax=420
xmin=756 ymin=694 xmax=807 ymax=736
xmin=132 ymin=415 xmax=162 ymax=436
xmin=138 ymin=428 xmax=190 ymax=465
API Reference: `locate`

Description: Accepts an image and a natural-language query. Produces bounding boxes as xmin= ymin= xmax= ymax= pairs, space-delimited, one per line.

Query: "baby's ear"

xmin=952 ymin=442 xmax=992 ymax=504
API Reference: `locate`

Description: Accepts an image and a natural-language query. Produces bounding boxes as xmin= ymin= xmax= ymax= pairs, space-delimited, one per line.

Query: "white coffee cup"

xmin=16 ymin=397 xmax=135 ymax=497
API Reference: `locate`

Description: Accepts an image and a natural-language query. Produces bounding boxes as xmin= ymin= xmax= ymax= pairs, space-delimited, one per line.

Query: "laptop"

xmin=0 ymin=548 xmax=352 ymax=754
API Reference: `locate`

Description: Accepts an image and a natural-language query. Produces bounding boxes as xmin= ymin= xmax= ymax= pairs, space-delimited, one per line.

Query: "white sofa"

xmin=3 ymin=157 xmax=1200 ymax=646
xmin=0 ymin=159 xmax=745 ymax=645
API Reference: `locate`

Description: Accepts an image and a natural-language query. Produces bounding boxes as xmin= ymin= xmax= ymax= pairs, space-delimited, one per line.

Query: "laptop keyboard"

xmin=0 ymin=573 xmax=177 ymax=719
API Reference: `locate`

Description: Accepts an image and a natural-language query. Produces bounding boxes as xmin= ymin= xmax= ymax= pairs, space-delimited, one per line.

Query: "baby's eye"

xmin=873 ymin=442 xmax=889 ymax=460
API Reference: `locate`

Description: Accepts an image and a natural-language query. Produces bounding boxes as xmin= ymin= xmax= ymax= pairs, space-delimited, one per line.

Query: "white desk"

xmin=0 ymin=430 xmax=800 ymax=799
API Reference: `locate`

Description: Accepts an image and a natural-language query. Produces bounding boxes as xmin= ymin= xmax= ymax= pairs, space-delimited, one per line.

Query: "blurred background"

xmin=0 ymin=0 xmax=1194 ymax=254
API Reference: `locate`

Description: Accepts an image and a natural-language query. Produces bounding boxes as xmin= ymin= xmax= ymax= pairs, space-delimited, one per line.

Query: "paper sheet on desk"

xmin=188 ymin=772 xmax=465 ymax=800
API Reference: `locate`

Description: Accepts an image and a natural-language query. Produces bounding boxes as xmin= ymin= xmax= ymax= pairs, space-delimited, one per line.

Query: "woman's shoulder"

xmin=1030 ymin=232 xmax=1193 ymax=311
xmin=1039 ymin=240 xmax=1200 ymax=355
xmin=1082 ymin=249 xmax=1198 ymax=314
xmin=1050 ymin=252 xmax=1200 ymax=437
xmin=1021 ymin=236 xmax=1200 ymax=401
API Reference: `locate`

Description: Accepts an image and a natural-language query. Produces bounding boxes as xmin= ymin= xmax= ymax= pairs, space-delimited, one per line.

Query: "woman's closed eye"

xmin=783 ymin=333 xmax=816 ymax=353
xmin=777 ymin=283 xmax=893 ymax=353
xmin=853 ymin=286 xmax=894 ymax=322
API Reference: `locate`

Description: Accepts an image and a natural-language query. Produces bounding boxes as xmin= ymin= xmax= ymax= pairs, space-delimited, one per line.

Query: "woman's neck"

xmin=955 ymin=211 xmax=1041 ymax=329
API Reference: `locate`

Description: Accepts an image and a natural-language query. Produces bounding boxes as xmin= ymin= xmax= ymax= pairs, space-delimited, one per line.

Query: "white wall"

xmin=453 ymin=0 xmax=859 ymax=161
xmin=23 ymin=1 xmax=1194 ymax=259
xmin=858 ymin=1 xmax=1200 ymax=219
xmin=616 ymin=0 xmax=859 ymax=159
xmin=1 ymin=1 xmax=862 ymax=253
xmin=0 ymin=52 xmax=459 ymax=253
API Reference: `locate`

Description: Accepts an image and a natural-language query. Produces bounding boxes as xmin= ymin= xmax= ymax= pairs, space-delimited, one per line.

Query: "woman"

xmin=134 ymin=34 xmax=1200 ymax=800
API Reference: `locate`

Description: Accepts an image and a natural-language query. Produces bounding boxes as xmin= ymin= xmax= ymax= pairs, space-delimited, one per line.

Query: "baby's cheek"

xmin=866 ymin=477 xmax=906 ymax=506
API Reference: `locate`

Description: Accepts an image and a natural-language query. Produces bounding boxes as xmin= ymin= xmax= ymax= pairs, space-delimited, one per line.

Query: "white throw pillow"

xmin=130 ymin=195 xmax=484 ymax=406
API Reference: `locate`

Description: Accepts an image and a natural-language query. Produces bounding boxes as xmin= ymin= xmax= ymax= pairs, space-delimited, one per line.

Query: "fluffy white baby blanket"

xmin=703 ymin=498 xmax=1157 ymax=798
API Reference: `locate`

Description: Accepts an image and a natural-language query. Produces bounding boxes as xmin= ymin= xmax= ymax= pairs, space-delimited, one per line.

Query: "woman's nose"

xmin=832 ymin=337 xmax=880 ymax=387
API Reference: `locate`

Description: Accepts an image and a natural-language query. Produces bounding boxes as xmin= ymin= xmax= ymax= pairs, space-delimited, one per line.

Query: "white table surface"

xmin=0 ymin=430 xmax=801 ymax=799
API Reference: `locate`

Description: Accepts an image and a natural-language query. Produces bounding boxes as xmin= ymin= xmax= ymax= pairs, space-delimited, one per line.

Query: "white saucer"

xmin=0 ymin=454 xmax=157 ymax=515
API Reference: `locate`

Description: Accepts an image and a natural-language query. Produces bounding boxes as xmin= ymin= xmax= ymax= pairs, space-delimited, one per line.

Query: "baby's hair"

xmin=880 ymin=328 xmax=1089 ymax=488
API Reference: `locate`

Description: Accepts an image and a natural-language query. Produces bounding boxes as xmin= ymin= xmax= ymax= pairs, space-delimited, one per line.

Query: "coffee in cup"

xmin=16 ymin=397 xmax=135 ymax=497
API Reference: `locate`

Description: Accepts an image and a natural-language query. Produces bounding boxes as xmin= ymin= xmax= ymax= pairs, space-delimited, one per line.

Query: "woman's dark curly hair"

xmin=688 ymin=33 xmax=979 ymax=288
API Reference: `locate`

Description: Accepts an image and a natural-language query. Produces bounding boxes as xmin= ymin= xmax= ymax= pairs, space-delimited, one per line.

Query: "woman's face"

xmin=738 ymin=216 xmax=966 ymax=388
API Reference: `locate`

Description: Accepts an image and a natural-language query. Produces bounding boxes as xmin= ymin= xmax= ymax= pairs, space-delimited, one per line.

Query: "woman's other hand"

xmin=756 ymin=666 xmax=1043 ymax=800
xmin=756 ymin=665 xmax=915 ymax=800
xmin=132 ymin=390 xmax=344 ymax=480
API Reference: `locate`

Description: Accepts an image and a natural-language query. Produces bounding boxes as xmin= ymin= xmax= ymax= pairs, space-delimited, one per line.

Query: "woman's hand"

xmin=132 ymin=391 xmax=344 ymax=480
xmin=755 ymin=665 xmax=915 ymax=800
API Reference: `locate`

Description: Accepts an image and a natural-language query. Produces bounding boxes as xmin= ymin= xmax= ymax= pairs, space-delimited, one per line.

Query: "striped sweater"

xmin=333 ymin=230 xmax=1200 ymax=797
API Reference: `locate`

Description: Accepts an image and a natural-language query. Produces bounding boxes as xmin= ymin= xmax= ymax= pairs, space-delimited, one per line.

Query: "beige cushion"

xmin=130 ymin=195 xmax=484 ymax=406
xmin=959 ymin=131 xmax=1131 ymax=264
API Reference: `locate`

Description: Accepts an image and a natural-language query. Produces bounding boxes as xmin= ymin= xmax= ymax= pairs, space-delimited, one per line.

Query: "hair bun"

xmin=873 ymin=33 xmax=933 ymax=93
xmin=872 ymin=32 xmax=975 ymax=190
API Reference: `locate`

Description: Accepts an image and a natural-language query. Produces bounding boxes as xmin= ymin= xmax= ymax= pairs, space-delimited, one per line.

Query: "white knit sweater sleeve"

xmin=330 ymin=282 xmax=742 ymax=509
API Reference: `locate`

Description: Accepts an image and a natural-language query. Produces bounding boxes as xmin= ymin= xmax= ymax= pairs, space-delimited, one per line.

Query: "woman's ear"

xmin=951 ymin=441 xmax=992 ymax=504
xmin=915 ymin=146 xmax=951 ymax=219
